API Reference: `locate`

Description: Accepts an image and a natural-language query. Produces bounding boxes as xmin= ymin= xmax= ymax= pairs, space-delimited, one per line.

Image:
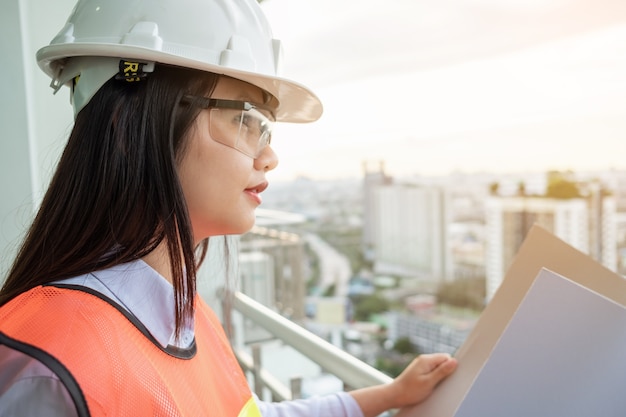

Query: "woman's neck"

xmin=141 ymin=241 xmax=174 ymax=284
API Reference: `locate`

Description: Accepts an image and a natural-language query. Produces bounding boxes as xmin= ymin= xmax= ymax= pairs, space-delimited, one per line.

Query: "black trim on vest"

xmin=44 ymin=283 xmax=197 ymax=359
xmin=0 ymin=332 xmax=91 ymax=417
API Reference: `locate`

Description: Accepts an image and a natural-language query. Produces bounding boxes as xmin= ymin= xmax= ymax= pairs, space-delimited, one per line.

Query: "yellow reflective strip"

xmin=238 ymin=397 xmax=262 ymax=417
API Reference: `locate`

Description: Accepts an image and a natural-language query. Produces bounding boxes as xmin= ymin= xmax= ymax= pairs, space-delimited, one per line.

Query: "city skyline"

xmin=261 ymin=0 xmax=626 ymax=182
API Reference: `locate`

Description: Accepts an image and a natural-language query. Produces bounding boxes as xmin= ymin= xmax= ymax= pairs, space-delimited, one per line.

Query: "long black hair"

xmin=0 ymin=64 xmax=220 ymax=338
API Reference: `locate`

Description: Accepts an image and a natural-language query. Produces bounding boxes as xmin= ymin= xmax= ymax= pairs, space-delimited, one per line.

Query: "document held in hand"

xmin=397 ymin=225 xmax=626 ymax=417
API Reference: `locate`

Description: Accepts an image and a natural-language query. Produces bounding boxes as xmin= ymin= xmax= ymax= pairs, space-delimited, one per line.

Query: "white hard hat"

xmin=36 ymin=0 xmax=322 ymax=123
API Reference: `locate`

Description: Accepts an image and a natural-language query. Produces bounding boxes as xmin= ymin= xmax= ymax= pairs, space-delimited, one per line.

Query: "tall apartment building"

xmin=587 ymin=182 xmax=618 ymax=270
xmin=362 ymin=161 xmax=392 ymax=263
xmin=369 ymin=181 xmax=452 ymax=283
xmin=485 ymin=194 xmax=617 ymax=300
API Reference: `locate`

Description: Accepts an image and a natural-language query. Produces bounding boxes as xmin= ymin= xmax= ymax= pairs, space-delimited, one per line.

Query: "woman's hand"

xmin=350 ymin=353 xmax=457 ymax=417
xmin=388 ymin=353 xmax=458 ymax=407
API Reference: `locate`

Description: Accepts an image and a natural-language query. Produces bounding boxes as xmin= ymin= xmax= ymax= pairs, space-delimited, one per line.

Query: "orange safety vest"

xmin=0 ymin=284 xmax=261 ymax=417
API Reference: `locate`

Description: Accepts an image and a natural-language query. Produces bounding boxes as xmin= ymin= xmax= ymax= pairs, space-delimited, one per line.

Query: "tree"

xmin=376 ymin=337 xmax=421 ymax=377
xmin=393 ymin=337 xmax=418 ymax=354
xmin=545 ymin=171 xmax=582 ymax=199
xmin=546 ymin=171 xmax=582 ymax=199
xmin=546 ymin=180 xmax=581 ymax=199
xmin=322 ymin=283 xmax=336 ymax=297
xmin=517 ymin=181 xmax=526 ymax=196
xmin=436 ymin=277 xmax=486 ymax=311
xmin=351 ymin=293 xmax=390 ymax=321
xmin=488 ymin=182 xmax=500 ymax=196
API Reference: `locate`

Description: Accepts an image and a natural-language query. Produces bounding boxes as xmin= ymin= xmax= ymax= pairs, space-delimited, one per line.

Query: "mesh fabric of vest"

xmin=0 ymin=285 xmax=257 ymax=416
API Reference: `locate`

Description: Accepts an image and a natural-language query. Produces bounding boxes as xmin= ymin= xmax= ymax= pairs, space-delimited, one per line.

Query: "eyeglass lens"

xmin=209 ymin=107 xmax=273 ymax=158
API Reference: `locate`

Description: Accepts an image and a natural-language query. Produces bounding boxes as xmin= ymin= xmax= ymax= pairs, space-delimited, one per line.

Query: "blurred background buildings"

xmin=226 ymin=164 xmax=626 ymax=395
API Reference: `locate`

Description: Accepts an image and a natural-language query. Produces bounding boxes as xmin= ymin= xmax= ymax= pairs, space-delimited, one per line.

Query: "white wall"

xmin=0 ymin=0 xmax=75 ymax=281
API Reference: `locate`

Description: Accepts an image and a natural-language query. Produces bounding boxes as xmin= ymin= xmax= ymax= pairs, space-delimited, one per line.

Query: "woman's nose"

xmin=255 ymin=144 xmax=279 ymax=172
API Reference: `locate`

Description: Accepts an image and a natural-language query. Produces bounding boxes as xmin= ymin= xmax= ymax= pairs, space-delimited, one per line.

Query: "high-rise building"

xmin=587 ymin=182 xmax=618 ymax=271
xmin=485 ymin=194 xmax=617 ymax=300
xmin=369 ymin=180 xmax=452 ymax=283
xmin=362 ymin=160 xmax=392 ymax=263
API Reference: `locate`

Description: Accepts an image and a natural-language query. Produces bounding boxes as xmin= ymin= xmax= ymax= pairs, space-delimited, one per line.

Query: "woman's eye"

xmin=244 ymin=115 xmax=254 ymax=128
xmin=235 ymin=113 xmax=251 ymax=128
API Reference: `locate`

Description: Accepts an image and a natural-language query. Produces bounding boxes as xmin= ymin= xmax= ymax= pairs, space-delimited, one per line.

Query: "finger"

xmin=429 ymin=356 xmax=458 ymax=383
xmin=417 ymin=353 xmax=454 ymax=373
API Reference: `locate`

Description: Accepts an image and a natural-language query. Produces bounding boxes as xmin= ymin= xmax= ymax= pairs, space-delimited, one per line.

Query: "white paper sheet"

xmin=453 ymin=269 xmax=626 ymax=417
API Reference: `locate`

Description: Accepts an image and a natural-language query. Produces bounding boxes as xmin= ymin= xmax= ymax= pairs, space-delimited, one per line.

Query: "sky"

xmin=260 ymin=0 xmax=626 ymax=181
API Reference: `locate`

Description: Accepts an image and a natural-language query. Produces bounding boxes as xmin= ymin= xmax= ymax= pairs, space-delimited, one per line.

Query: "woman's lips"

xmin=244 ymin=182 xmax=268 ymax=205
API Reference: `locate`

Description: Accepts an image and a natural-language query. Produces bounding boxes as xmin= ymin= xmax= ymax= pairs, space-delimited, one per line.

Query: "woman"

xmin=0 ymin=0 xmax=457 ymax=416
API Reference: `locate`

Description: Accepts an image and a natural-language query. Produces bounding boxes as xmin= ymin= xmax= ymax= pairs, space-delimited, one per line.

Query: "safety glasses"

xmin=182 ymin=95 xmax=275 ymax=158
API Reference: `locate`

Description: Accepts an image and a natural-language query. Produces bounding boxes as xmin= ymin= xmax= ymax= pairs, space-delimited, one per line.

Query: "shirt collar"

xmin=58 ymin=259 xmax=195 ymax=349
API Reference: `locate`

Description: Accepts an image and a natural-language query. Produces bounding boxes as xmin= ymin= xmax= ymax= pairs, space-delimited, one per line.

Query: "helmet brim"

xmin=37 ymin=43 xmax=323 ymax=123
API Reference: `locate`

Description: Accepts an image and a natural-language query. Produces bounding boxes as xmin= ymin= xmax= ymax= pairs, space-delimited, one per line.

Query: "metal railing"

xmin=224 ymin=291 xmax=392 ymax=401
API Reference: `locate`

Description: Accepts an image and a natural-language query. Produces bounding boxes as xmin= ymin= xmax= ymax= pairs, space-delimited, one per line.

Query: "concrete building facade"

xmin=485 ymin=195 xmax=617 ymax=300
xmin=370 ymin=181 xmax=452 ymax=284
